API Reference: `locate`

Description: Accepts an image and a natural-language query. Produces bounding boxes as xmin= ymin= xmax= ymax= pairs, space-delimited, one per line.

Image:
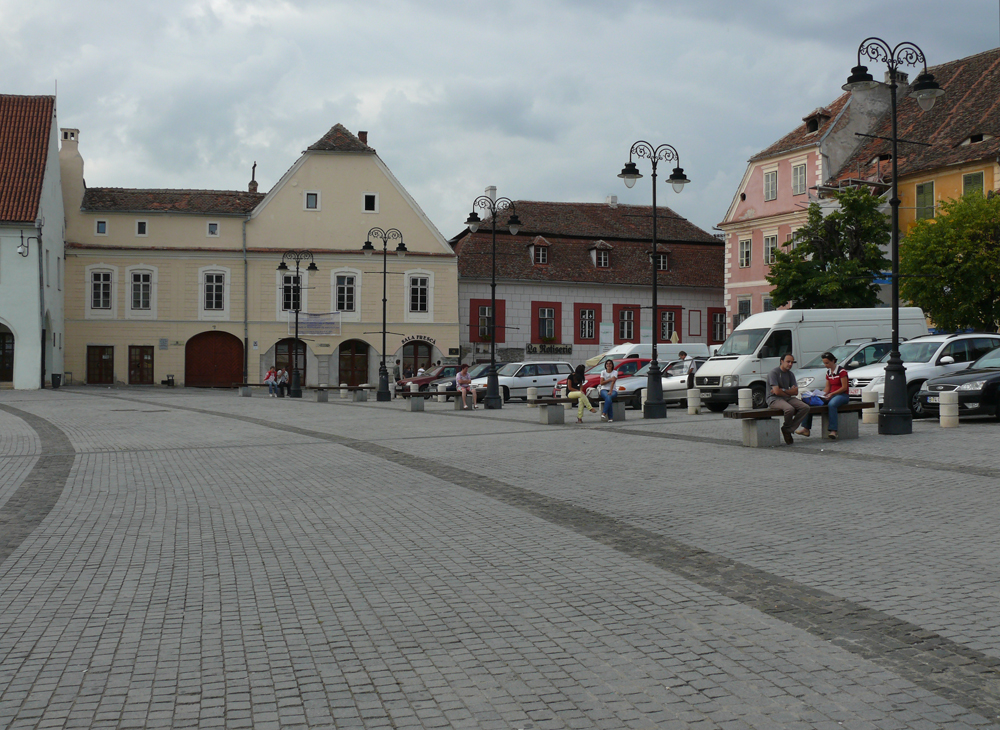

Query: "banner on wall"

xmin=289 ymin=312 xmax=341 ymax=336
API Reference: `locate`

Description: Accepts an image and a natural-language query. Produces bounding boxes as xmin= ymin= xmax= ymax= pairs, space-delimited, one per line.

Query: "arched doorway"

xmin=275 ymin=338 xmax=307 ymax=386
xmin=338 ymin=339 xmax=370 ymax=386
xmin=0 ymin=324 xmax=13 ymax=382
xmin=185 ymin=331 xmax=243 ymax=387
xmin=402 ymin=340 xmax=434 ymax=376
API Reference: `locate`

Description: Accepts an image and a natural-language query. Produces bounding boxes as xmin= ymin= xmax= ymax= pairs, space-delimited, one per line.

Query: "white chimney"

xmin=485 ymin=185 xmax=497 ymax=201
xmin=606 ymin=195 xmax=618 ymax=207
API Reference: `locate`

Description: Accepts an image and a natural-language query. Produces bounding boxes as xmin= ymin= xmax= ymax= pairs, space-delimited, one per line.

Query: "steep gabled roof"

xmin=0 ymin=95 xmax=54 ymax=224
xmin=750 ymin=93 xmax=851 ymax=162
xmin=81 ymin=188 xmax=264 ymax=215
xmin=307 ymin=123 xmax=375 ymax=153
xmin=832 ymin=47 xmax=1000 ymax=185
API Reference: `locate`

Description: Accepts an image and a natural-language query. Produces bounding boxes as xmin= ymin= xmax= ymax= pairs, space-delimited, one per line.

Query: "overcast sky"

xmin=2 ymin=0 xmax=997 ymax=238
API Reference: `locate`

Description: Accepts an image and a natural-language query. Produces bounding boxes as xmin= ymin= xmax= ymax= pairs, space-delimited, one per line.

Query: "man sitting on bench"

xmin=767 ymin=353 xmax=809 ymax=445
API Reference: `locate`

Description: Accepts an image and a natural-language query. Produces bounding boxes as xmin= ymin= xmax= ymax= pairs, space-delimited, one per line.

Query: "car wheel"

xmin=419 ymin=384 xmax=428 ymax=392
xmin=706 ymin=403 xmax=728 ymax=413
xmin=908 ymin=382 xmax=925 ymax=418
xmin=502 ymin=386 xmax=510 ymax=402
xmin=751 ymin=383 xmax=766 ymax=409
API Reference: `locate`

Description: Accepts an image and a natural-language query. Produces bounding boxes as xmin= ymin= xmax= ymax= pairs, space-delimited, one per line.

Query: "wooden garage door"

xmin=185 ymin=332 xmax=243 ymax=387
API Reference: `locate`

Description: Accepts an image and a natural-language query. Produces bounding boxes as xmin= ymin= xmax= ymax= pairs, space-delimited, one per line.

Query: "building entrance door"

xmin=87 ymin=346 xmax=115 ymax=385
xmin=185 ymin=331 xmax=243 ymax=387
xmin=338 ymin=340 xmax=369 ymax=386
xmin=275 ymin=338 xmax=307 ymax=387
xmin=129 ymin=346 xmax=154 ymax=385
xmin=0 ymin=328 xmax=13 ymax=382
xmin=403 ymin=341 xmax=434 ymax=375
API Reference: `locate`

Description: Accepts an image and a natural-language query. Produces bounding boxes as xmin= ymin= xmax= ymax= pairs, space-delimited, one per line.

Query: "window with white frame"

xmin=792 ymin=164 xmax=806 ymax=195
xmin=96 ymin=220 xmax=108 ymax=236
xmin=336 ymin=274 xmax=355 ymax=312
xmin=579 ymin=308 xmax=595 ymax=339
xmin=207 ymin=222 xmax=220 ymax=237
xmin=538 ymin=307 xmax=555 ymax=339
xmin=764 ymin=170 xmax=777 ymax=201
xmin=739 ymin=239 xmax=751 ymax=268
xmin=764 ymin=235 xmax=777 ymax=265
xmin=304 ymin=191 xmax=320 ymax=210
xmin=712 ymin=311 xmax=726 ymax=343
xmin=136 ymin=220 xmax=147 ymax=237
xmin=655 ymin=253 xmax=668 ymax=271
xmin=282 ymin=274 xmax=301 ymax=312
xmin=478 ymin=305 xmax=491 ymax=339
xmin=660 ymin=310 xmax=675 ymax=341
xmin=596 ymin=250 xmax=609 ymax=268
xmin=92 ymin=271 xmax=112 ymax=309
xmin=363 ymin=193 xmax=379 ymax=213
xmin=534 ymin=246 xmax=548 ymax=265
xmin=205 ymin=273 xmax=225 ymax=310
xmin=131 ymin=271 xmax=151 ymax=310
xmin=618 ymin=309 xmax=634 ymax=341
xmin=409 ymin=276 xmax=428 ymax=313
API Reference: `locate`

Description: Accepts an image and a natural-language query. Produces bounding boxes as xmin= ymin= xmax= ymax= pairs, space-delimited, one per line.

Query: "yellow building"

xmin=60 ymin=124 xmax=458 ymax=387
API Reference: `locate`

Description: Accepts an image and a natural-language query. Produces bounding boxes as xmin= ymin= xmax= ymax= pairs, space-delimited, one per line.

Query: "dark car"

xmin=917 ymin=346 xmax=1000 ymax=419
xmin=427 ymin=362 xmax=507 ymax=399
xmin=397 ymin=365 xmax=460 ymax=392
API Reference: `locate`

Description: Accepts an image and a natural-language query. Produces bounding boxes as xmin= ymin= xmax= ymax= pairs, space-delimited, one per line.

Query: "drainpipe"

xmin=243 ymin=214 xmax=249 ymax=383
xmin=33 ymin=224 xmax=46 ymax=388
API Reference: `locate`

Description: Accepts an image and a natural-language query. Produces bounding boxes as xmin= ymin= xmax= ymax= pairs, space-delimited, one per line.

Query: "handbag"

xmin=802 ymin=394 xmax=825 ymax=406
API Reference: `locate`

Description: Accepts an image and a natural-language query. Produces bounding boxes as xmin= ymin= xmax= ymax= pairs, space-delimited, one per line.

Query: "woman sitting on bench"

xmin=797 ymin=352 xmax=850 ymax=440
xmin=599 ymin=360 xmax=618 ymax=422
xmin=566 ymin=364 xmax=598 ymax=423
xmin=456 ymin=363 xmax=478 ymax=410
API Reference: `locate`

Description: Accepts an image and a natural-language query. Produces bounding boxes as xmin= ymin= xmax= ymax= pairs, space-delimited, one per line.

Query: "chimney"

xmin=886 ymin=70 xmax=908 ymax=86
xmin=248 ymin=161 xmax=258 ymax=193
xmin=485 ymin=185 xmax=497 ymax=201
xmin=606 ymin=195 xmax=618 ymax=207
xmin=358 ymin=130 xmax=368 ymax=145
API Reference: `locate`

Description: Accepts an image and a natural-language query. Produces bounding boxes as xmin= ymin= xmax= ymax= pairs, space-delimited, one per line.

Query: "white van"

xmin=586 ymin=342 xmax=711 ymax=367
xmin=695 ymin=308 xmax=927 ymax=411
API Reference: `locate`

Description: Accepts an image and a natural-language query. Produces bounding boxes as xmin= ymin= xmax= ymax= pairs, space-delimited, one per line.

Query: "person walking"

xmin=455 ymin=363 xmax=478 ymax=410
xmin=264 ymin=366 xmax=278 ymax=397
xmin=392 ymin=360 xmax=402 ymax=398
xmin=566 ymin=364 xmax=597 ymax=423
xmin=599 ymin=359 xmax=618 ymax=422
xmin=797 ymin=352 xmax=850 ymax=440
xmin=679 ymin=350 xmax=696 ymax=390
xmin=767 ymin=353 xmax=809 ymax=444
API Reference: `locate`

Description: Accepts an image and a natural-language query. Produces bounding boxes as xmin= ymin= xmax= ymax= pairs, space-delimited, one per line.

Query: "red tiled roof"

xmin=832 ymin=47 xmax=1000 ymax=184
xmin=81 ymin=188 xmax=264 ymax=215
xmin=464 ymin=200 xmax=720 ymax=244
xmin=0 ymin=95 xmax=54 ymax=224
xmin=307 ymin=123 xmax=375 ymax=153
xmin=750 ymin=93 xmax=851 ymax=162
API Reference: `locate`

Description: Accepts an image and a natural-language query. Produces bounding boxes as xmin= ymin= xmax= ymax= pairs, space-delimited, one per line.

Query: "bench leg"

xmin=822 ymin=411 xmax=859 ymax=439
xmin=316 ymin=390 xmax=329 ymax=403
xmin=454 ymin=395 xmax=468 ymax=410
xmin=611 ymin=401 xmax=626 ymax=422
xmin=407 ymin=397 xmax=425 ymax=412
xmin=239 ymin=386 xmax=252 ymax=398
xmin=742 ymin=418 xmax=781 ymax=447
xmin=539 ymin=404 xmax=565 ymax=425
xmin=353 ymin=390 xmax=368 ymax=402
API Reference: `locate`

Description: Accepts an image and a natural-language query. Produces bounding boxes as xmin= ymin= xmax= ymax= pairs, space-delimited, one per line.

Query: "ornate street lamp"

xmin=464 ymin=195 xmax=521 ymax=409
xmin=277 ymin=250 xmax=318 ymax=398
xmin=843 ymin=38 xmax=943 ymax=435
xmin=618 ymin=141 xmax=689 ymax=419
xmin=363 ymin=227 xmax=407 ymax=401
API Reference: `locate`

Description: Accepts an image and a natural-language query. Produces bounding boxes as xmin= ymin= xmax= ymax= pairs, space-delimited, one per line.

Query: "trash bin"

xmin=51 ymin=373 xmax=62 ymax=389
xmin=166 ymin=374 xmax=175 ymax=386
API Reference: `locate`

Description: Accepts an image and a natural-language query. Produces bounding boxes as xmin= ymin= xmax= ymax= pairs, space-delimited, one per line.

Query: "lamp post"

xmin=363 ymin=227 xmax=408 ymax=401
xmin=843 ymin=38 xmax=943 ymax=435
xmin=464 ymin=195 xmax=521 ymax=409
xmin=276 ymin=250 xmax=318 ymax=398
xmin=618 ymin=141 xmax=690 ymax=419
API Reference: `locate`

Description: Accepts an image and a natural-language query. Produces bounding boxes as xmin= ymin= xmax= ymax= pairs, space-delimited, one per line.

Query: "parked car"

xmin=796 ymin=339 xmax=894 ymax=391
xmin=397 ymin=364 xmax=460 ymax=392
xmin=428 ymin=362 xmax=507 ymax=399
xmin=551 ymin=358 xmax=651 ymax=398
xmin=850 ymin=333 xmax=1000 ymax=416
xmin=585 ymin=343 xmax=710 ymax=367
xmin=471 ymin=361 xmax=574 ymax=401
xmin=917 ymin=346 xmax=1000 ymax=419
xmin=615 ymin=358 xmax=707 ymax=409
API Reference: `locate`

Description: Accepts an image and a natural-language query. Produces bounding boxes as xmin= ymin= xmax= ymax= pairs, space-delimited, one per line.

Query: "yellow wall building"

xmin=60 ymin=124 xmax=458 ymax=388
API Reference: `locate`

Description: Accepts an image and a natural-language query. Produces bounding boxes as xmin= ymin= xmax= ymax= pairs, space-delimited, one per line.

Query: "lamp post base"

xmin=877 ymin=359 xmax=912 ymax=435
xmin=878 ymin=409 xmax=913 ymax=435
xmin=643 ymin=363 xmax=667 ymax=420
xmin=290 ymin=371 xmax=302 ymax=399
xmin=376 ymin=366 xmax=391 ymax=402
xmin=643 ymin=401 xmax=667 ymax=419
xmin=483 ymin=395 xmax=503 ymax=410
xmin=484 ymin=369 xmax=503 ymax=410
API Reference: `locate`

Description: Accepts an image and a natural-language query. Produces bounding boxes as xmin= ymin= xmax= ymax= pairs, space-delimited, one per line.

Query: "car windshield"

xmin=882 ymin=341 xmax=941 ymax=364
xmin=496 ymin=363 xmax=521 ymax=376
xmin=802 ymin=344 xmax=857 ymax=369
xmin=587 ymin=362 xmax=607 ymax=374
xmin=716 ymin=328 xmax=769 ymax=356
xmin=972 ymin=348 xmax=1000 ymax=369
xmin=468 ymin=363 xmax=492 ymax=378
xmin=631 ymin=364 xmax=651 ymax=378
xmin=422 ymin=366 xmax=444 ymax=377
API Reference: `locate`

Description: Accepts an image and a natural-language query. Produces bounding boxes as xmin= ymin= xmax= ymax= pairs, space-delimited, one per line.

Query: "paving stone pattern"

xmin=0 ymin=388 xmax=997 ymax=729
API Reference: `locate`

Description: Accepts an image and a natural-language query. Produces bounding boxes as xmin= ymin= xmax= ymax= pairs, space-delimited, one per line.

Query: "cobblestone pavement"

xmin=0 ymin=387 xmax=998 ymax=729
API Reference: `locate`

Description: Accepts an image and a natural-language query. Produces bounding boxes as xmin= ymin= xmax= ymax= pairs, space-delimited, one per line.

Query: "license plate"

xmin=849 ymin=387 xmax=861 ymax=396
xmin=927 ymin=395 xmax=939 ymax=404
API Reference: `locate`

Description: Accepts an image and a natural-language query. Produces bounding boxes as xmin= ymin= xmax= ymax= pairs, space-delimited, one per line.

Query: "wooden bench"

xmin=724 ymin=402 xmax=874 ymax=447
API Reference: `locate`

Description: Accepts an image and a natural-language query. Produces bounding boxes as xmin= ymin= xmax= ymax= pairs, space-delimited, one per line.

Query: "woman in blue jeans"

xmin=797 ymin=352 xmax=850 ymax=440
xmin=598 ymin=359 xmax=618 ymax=422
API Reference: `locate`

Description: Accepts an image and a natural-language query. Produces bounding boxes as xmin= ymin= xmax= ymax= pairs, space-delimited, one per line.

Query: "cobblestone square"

xmin=0 ymin=387 xmax=998 ymax=729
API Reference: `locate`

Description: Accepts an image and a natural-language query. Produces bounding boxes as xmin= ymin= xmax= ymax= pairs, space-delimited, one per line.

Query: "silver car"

xmin=471 ymin=361 xmax=574 ymax=401
xmin=796 ymin=339 xmax=893 ymax=392
xmin=614 ymin=359 xmax=705 ymax=409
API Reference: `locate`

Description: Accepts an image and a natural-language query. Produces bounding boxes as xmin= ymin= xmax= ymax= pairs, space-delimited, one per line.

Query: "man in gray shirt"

xmin=767 ymin=353 xmax=809 ymax=444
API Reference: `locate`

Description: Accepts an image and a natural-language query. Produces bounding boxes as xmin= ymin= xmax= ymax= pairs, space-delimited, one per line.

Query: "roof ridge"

xmin=87 ymin=186 xmax=261 ymax=195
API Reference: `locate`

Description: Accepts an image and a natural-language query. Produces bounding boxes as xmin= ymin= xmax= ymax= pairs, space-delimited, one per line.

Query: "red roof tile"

xmin=832 ymin=47 xmax=1000 ymax=184
xmin=81 ymin=188 xmax=264 ymax=215
xmin=0 ymin=95 xmax=54 ymax=224
xmin=307 ymin=123 xmax=375 ymax=153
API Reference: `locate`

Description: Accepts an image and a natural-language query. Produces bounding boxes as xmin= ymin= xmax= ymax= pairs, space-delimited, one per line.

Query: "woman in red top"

xmin=796 ymin=351 xmax=850 ymax=440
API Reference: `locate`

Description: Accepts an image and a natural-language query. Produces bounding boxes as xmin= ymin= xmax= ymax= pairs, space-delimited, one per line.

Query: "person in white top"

xmin=679 ymin=350 xmax=696 ymax=390
xmin=599 ymin=359 xmax=618 ymax=422
xmin=455 ymin=363 xmax=478 ymax=410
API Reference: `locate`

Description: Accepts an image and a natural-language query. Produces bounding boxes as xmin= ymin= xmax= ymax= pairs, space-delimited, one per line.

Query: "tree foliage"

xmin=766 ymin=186 xmax=891 ymax=309
xmin=900 ymin=192 xmax=1000 ymax=332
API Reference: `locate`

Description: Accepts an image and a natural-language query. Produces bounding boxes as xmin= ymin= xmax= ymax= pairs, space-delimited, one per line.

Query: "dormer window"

xmin=654 ymin=253 xmax=668 ymax=271
xmin=534 ymin=246 xmax=548 ymax=265
xmin=802 ymin=107 xmax=832 ymax=134
xmin=870 ymin=152 xmax=892 ymax=165
xmin=527 ymin=236 xmax=550 ymax=266
xmin=960 ymin=133 xmax=993 ymax=146
xmin=596 ymin=250 xmax=609 ymax=268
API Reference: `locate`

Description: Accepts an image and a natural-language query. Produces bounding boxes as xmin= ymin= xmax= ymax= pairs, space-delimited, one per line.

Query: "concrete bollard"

xmin=862 ymin=390 xmax=879 ymax=424
xmin=939 ymin=390 xmax=959 ymax=428
xmin=340 ymin=382 xmax=349 ymax=399
xmin=687 ymin=388 xmax=701 ymax=415
xmin=409 ymin=383 xmax=419 ymax=393
xmin=437 ymin=383 xmax=448 ymax=403
xmin=527 ymin=387 xmax=538 ymax=407
xmin=738 ymin=388 xmax=753 ymax=410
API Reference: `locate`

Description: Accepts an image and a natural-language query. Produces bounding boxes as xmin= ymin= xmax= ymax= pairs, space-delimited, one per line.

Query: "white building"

xmin=0 ymin=95 xmax=65 ymax=389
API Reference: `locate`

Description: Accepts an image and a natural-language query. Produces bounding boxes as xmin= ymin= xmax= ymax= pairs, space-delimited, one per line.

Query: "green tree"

xmin=767 ymin=186 xmax=891 ymax=309
xmin=900 ymin=192 xmax=1000 ymax=332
